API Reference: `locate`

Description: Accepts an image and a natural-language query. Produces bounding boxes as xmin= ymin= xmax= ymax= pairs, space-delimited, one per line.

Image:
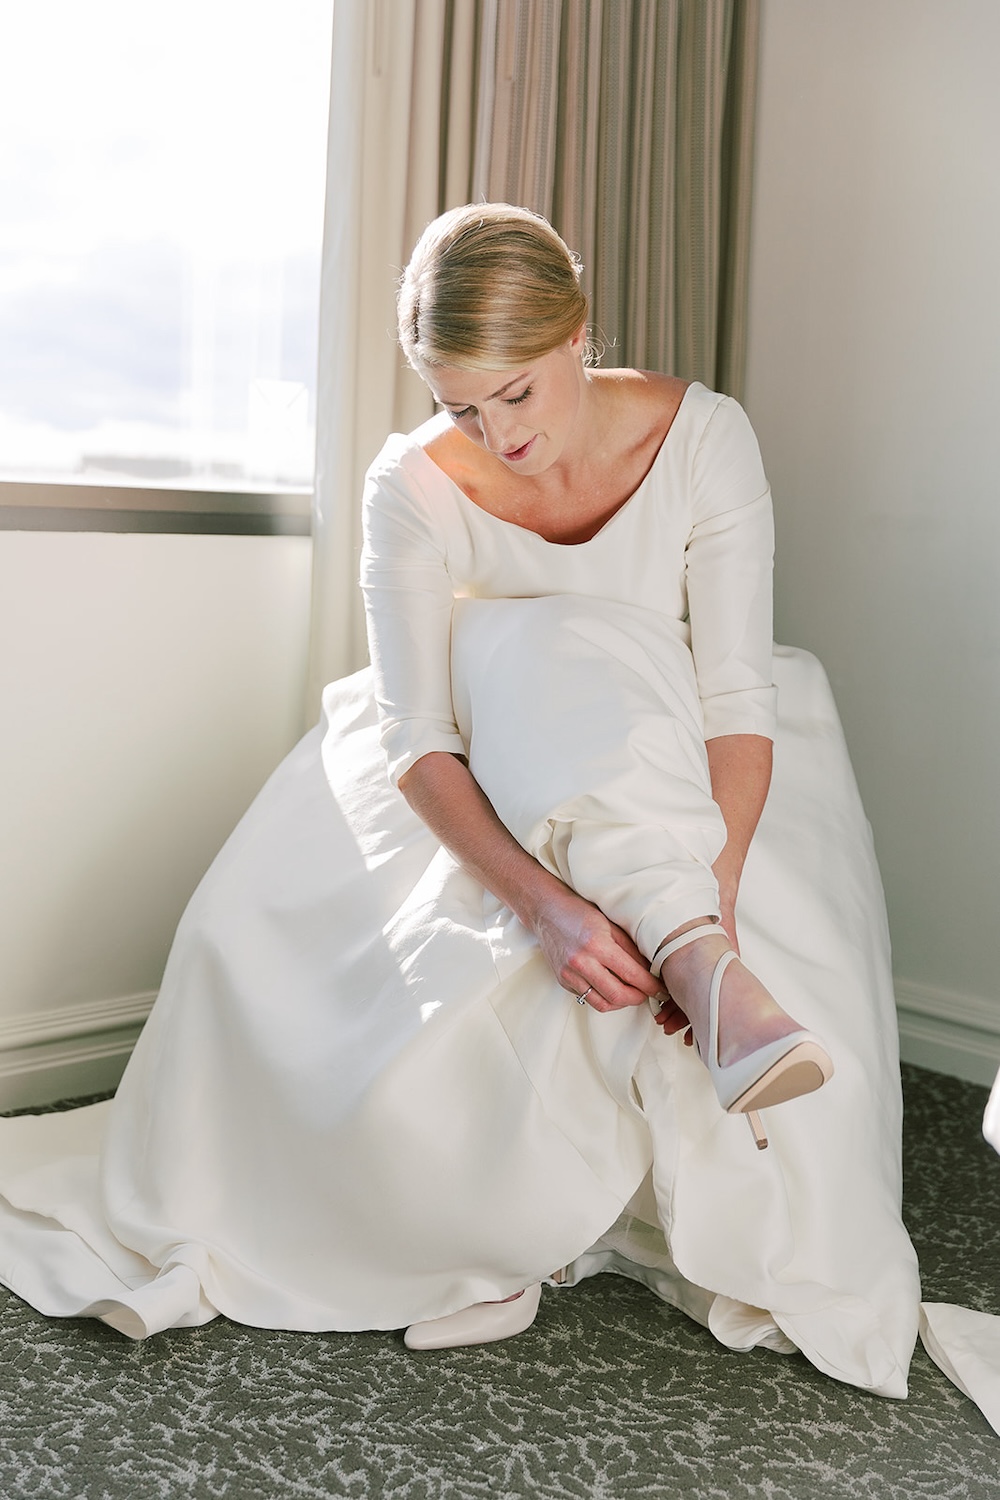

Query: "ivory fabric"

xmin=362 ymin=384 xmax=778 ymax=788
xmin=920 ymin=1303 xmax=1000 ymax=1438
xmin=985 ymin=1069 xmax=1000 ymax=1154
xmin=0 ymin=641 xmax=918 ymax=1393
xmin=0 ymin=382 xmax=927 ymax=1405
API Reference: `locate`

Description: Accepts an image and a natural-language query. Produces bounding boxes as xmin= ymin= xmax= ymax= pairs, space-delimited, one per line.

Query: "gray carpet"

xmin=2 ymin=1062 xmax=998 ymax=1499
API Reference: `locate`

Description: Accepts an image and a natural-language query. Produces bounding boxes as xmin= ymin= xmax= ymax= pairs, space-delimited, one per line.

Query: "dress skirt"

xmin=0 ymin=598 xmax=921 ymax=1399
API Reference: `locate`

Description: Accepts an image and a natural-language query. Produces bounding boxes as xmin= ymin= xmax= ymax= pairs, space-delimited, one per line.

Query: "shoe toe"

xmin=404 ymin=1283 xmax=541 ymax=1351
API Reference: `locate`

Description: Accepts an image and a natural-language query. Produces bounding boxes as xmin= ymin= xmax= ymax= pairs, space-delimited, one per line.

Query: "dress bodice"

xmin=361 ymin=382 xmax=777 ymax=784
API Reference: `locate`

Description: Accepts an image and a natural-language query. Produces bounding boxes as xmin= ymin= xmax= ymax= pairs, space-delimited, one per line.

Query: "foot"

xmin=659 ymin=930 xmax=805 ymax=1070
xmin=403 ymin=1283 xmax=541 ymax=1351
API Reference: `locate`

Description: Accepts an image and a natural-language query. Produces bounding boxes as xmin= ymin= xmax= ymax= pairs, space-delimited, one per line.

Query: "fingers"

xmin=652 ymin=998 xmax=692 ymax=1038
xmin=566 ymin=926 xmax=667 ymax=1013
xmin=564 ymin=963 xmax=660 ymax=1012
xmin=598 ymin=925 xmax=668 ymax=1008
xmin=543 ymin=898 xmax=669 ymax=1014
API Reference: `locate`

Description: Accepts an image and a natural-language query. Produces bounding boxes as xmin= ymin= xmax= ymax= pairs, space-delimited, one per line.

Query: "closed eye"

xmin=443 ymin=385 xmax=531 ymax=421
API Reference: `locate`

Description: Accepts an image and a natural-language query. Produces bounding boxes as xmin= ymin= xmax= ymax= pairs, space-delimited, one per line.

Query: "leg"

xmin=655 ymin=918 xmax=807 ymax=1068
xmin=650 ymin=921 xmax=834 ymax=1133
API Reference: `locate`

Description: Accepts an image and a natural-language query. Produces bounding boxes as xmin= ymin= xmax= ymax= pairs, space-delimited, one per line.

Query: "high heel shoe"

xmin=403 ymin=1283 xmax=541 ymax=1351
xmin=650 ymin=924 xmax=833 ymax=1149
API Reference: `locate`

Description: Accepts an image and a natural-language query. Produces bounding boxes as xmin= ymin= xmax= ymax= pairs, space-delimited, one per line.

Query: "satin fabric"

xmin=4 ymin=377 xmax=995 ymax=1420
xmin=0 ymin=639 xmax=921 ymax=1399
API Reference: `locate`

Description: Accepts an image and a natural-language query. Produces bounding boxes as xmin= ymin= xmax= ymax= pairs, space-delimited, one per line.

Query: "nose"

xmin=479 ymin=407 xmax=515 ymax=454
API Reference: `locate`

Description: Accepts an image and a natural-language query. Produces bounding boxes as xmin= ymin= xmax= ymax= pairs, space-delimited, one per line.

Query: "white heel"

xmin=403 ymin=1283 xmax=541 ymax=1351
xmin=650 ymin=925 xmax=834 ymax=1144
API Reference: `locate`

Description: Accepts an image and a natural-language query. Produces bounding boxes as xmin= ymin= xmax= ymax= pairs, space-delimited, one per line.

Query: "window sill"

xmin=0 ymin=480 xmax=311 ymax=536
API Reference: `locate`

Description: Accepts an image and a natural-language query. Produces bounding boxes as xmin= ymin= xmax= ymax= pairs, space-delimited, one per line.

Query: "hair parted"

xmin=397 ymin=203 xmax=590 ymax=373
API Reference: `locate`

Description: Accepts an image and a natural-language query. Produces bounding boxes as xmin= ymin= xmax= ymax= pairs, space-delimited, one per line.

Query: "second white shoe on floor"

xmin=403 ymin=1283 xmax=542 ymax=1351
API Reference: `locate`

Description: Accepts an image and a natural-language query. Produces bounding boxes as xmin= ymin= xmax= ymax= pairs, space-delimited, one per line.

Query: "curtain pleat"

xmin=715 ymin=0 xmax=759 ymax=398
xmin=473 ymin=0 xmax=759 ymax=391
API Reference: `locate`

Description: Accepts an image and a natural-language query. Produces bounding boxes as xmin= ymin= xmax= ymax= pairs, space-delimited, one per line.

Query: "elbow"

xmin=397 ymin=749 xmax=467 ymax=805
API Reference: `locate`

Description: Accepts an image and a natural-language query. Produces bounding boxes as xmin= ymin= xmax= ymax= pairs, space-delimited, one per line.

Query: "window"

xmin=0 ymin=0 xmax=332 ymax=531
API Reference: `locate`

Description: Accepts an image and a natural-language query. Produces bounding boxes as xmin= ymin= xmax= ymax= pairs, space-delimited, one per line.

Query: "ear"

xmin=568 ymin=321 xmax=588 ymax=356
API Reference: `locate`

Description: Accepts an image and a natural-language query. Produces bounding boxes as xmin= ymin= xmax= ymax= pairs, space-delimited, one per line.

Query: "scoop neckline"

xmin=410 ymin=380 xmax=701 ymax=549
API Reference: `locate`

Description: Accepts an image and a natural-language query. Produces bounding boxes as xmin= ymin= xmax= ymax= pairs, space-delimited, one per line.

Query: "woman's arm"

xmin=398 ymin=751 xmax=664 ymax=1012
xmin=362 ymin=456 xmax=657 ymax=1011
xmin=706 ymin=732 xmax=773 ymax=952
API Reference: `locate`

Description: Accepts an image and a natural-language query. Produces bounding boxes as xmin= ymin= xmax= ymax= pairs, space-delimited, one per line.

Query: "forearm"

xmin=705 ymin=733 xmax=773 ymax=911
xmin=397 ymin=751 xmax=692 ymax=1011
xmin=397 ymin=751 xmax=567 ymax=931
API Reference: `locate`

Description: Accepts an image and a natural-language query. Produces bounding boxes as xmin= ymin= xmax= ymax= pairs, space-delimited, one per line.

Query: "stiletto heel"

xmin=746 ymin=1110 xmax=768 ymax=1150
xmin=650 ymin=924 xmax=833 ymax=1146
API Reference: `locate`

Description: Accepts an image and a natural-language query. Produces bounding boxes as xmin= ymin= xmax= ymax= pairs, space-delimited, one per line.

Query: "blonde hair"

xmin=397 ymin=203 xmax=589 ymax=372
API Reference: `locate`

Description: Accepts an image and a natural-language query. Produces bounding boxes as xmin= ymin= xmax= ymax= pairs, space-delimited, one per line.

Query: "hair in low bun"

xmin=398 ymin=203 xmax=589 ymax=372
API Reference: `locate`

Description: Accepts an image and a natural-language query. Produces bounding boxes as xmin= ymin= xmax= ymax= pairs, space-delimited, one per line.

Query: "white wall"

xmin=0 ymin=530 xmax=312 ymax=1105
xmin=744 ymin=0 xmax=1000 ymax=1081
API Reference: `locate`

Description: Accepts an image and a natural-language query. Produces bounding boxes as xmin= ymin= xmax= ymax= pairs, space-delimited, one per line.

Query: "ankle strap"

xmin=650 ymin=921 xmax=725 ymax=978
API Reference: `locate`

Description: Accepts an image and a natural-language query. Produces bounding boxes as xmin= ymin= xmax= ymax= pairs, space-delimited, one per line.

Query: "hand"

xmin=651 ymin=990 xmax=694 ymax=1043
xmin=528 ymin=884 xmax=666 ymax=1012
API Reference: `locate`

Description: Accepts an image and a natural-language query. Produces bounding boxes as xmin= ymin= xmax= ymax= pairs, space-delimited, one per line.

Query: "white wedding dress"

xmin=3 ymin=384 xmax=992 ymax=1421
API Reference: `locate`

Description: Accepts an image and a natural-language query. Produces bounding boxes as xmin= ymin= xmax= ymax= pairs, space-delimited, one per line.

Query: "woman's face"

xmin=418 ymin=325 xmax=588 ymax=475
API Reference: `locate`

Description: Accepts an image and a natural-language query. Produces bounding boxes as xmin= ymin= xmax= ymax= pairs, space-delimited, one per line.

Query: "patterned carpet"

xmin=1 ymin=1063 xmax=998 ymax=1499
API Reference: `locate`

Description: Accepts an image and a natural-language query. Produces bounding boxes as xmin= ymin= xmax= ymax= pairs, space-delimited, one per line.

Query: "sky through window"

xmin=0 ymin=0 xmax=333 ymax=489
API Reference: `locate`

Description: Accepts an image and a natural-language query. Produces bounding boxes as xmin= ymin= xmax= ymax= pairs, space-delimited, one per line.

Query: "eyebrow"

xmin=443 ymin=372 xmax=530 ymax=408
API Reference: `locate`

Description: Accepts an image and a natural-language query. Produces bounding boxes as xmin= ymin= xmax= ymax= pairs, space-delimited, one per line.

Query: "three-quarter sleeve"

xmin=360 ymin=442 xmax=467 ymax=784
xmin=685 ymin=396 xmax=778 ymax=741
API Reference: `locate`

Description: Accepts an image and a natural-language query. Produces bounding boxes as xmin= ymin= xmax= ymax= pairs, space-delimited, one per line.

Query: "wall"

xmin=744 ymin=0 xmax=1000 ymax=1082
xmin=0 ymin=530 xmax=312 ymax=1106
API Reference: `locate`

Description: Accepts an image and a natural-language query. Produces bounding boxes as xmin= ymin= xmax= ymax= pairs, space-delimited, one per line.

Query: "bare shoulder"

xmin=422 ymin=422 xmax=461 ymax=465
xmin=421 ymin=421 xmax=477 ymax=489
xmin=591 ymin=368 xmax=691 ymax=448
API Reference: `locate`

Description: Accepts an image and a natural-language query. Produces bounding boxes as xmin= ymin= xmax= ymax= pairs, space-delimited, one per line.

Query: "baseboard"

xmin=0 ymin=992 xmax=156 ymax=1111
xmin=895 ymin=977 xmax=1000 ymax=1088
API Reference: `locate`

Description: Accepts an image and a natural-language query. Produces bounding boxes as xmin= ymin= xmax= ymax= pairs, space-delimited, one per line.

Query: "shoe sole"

xmin=728 ymin=1043 xmax=834 ymax=1113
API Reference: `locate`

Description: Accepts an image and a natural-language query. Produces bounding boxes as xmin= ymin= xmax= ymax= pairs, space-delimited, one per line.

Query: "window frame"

xmin=0 ymin=480 xmax=311 ymax=536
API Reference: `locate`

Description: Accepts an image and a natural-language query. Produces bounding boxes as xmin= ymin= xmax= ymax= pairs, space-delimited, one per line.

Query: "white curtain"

xmin=305 ymin=0 xmax=476 ymax=713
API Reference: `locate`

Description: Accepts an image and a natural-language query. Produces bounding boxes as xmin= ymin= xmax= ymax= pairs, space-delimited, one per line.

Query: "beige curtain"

xmin=473 ymin=0 xmax=759 ymax=396
xmin=307 ymin=0 xmax=759 ymax=710
xmin=305 ymin=0 xmax=477 ymax=711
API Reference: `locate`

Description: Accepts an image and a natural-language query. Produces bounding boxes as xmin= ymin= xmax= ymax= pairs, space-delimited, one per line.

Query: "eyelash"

xmin=449 ymin=387 xmax=533 ymax=421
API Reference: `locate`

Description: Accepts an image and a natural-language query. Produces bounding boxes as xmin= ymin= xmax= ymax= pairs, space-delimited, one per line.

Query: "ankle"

xmin=651 ymin=916 xmax=724 ymax=979
xmin=659 ymin=915 xmax=721 ymax=948
xmin=663 ymin=931 xmax=731 ymax=983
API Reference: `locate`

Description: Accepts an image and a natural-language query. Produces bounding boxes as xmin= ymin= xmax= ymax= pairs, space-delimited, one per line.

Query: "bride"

xmin=374 ymin=202 xmax=833 ymax=1345
xmin=0 ymin=205 xmax=922 ymax=1399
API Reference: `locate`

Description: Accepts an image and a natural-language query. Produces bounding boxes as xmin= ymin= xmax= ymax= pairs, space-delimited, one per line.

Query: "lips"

xmin=501 ymin=437 xmax=536 ymax=462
